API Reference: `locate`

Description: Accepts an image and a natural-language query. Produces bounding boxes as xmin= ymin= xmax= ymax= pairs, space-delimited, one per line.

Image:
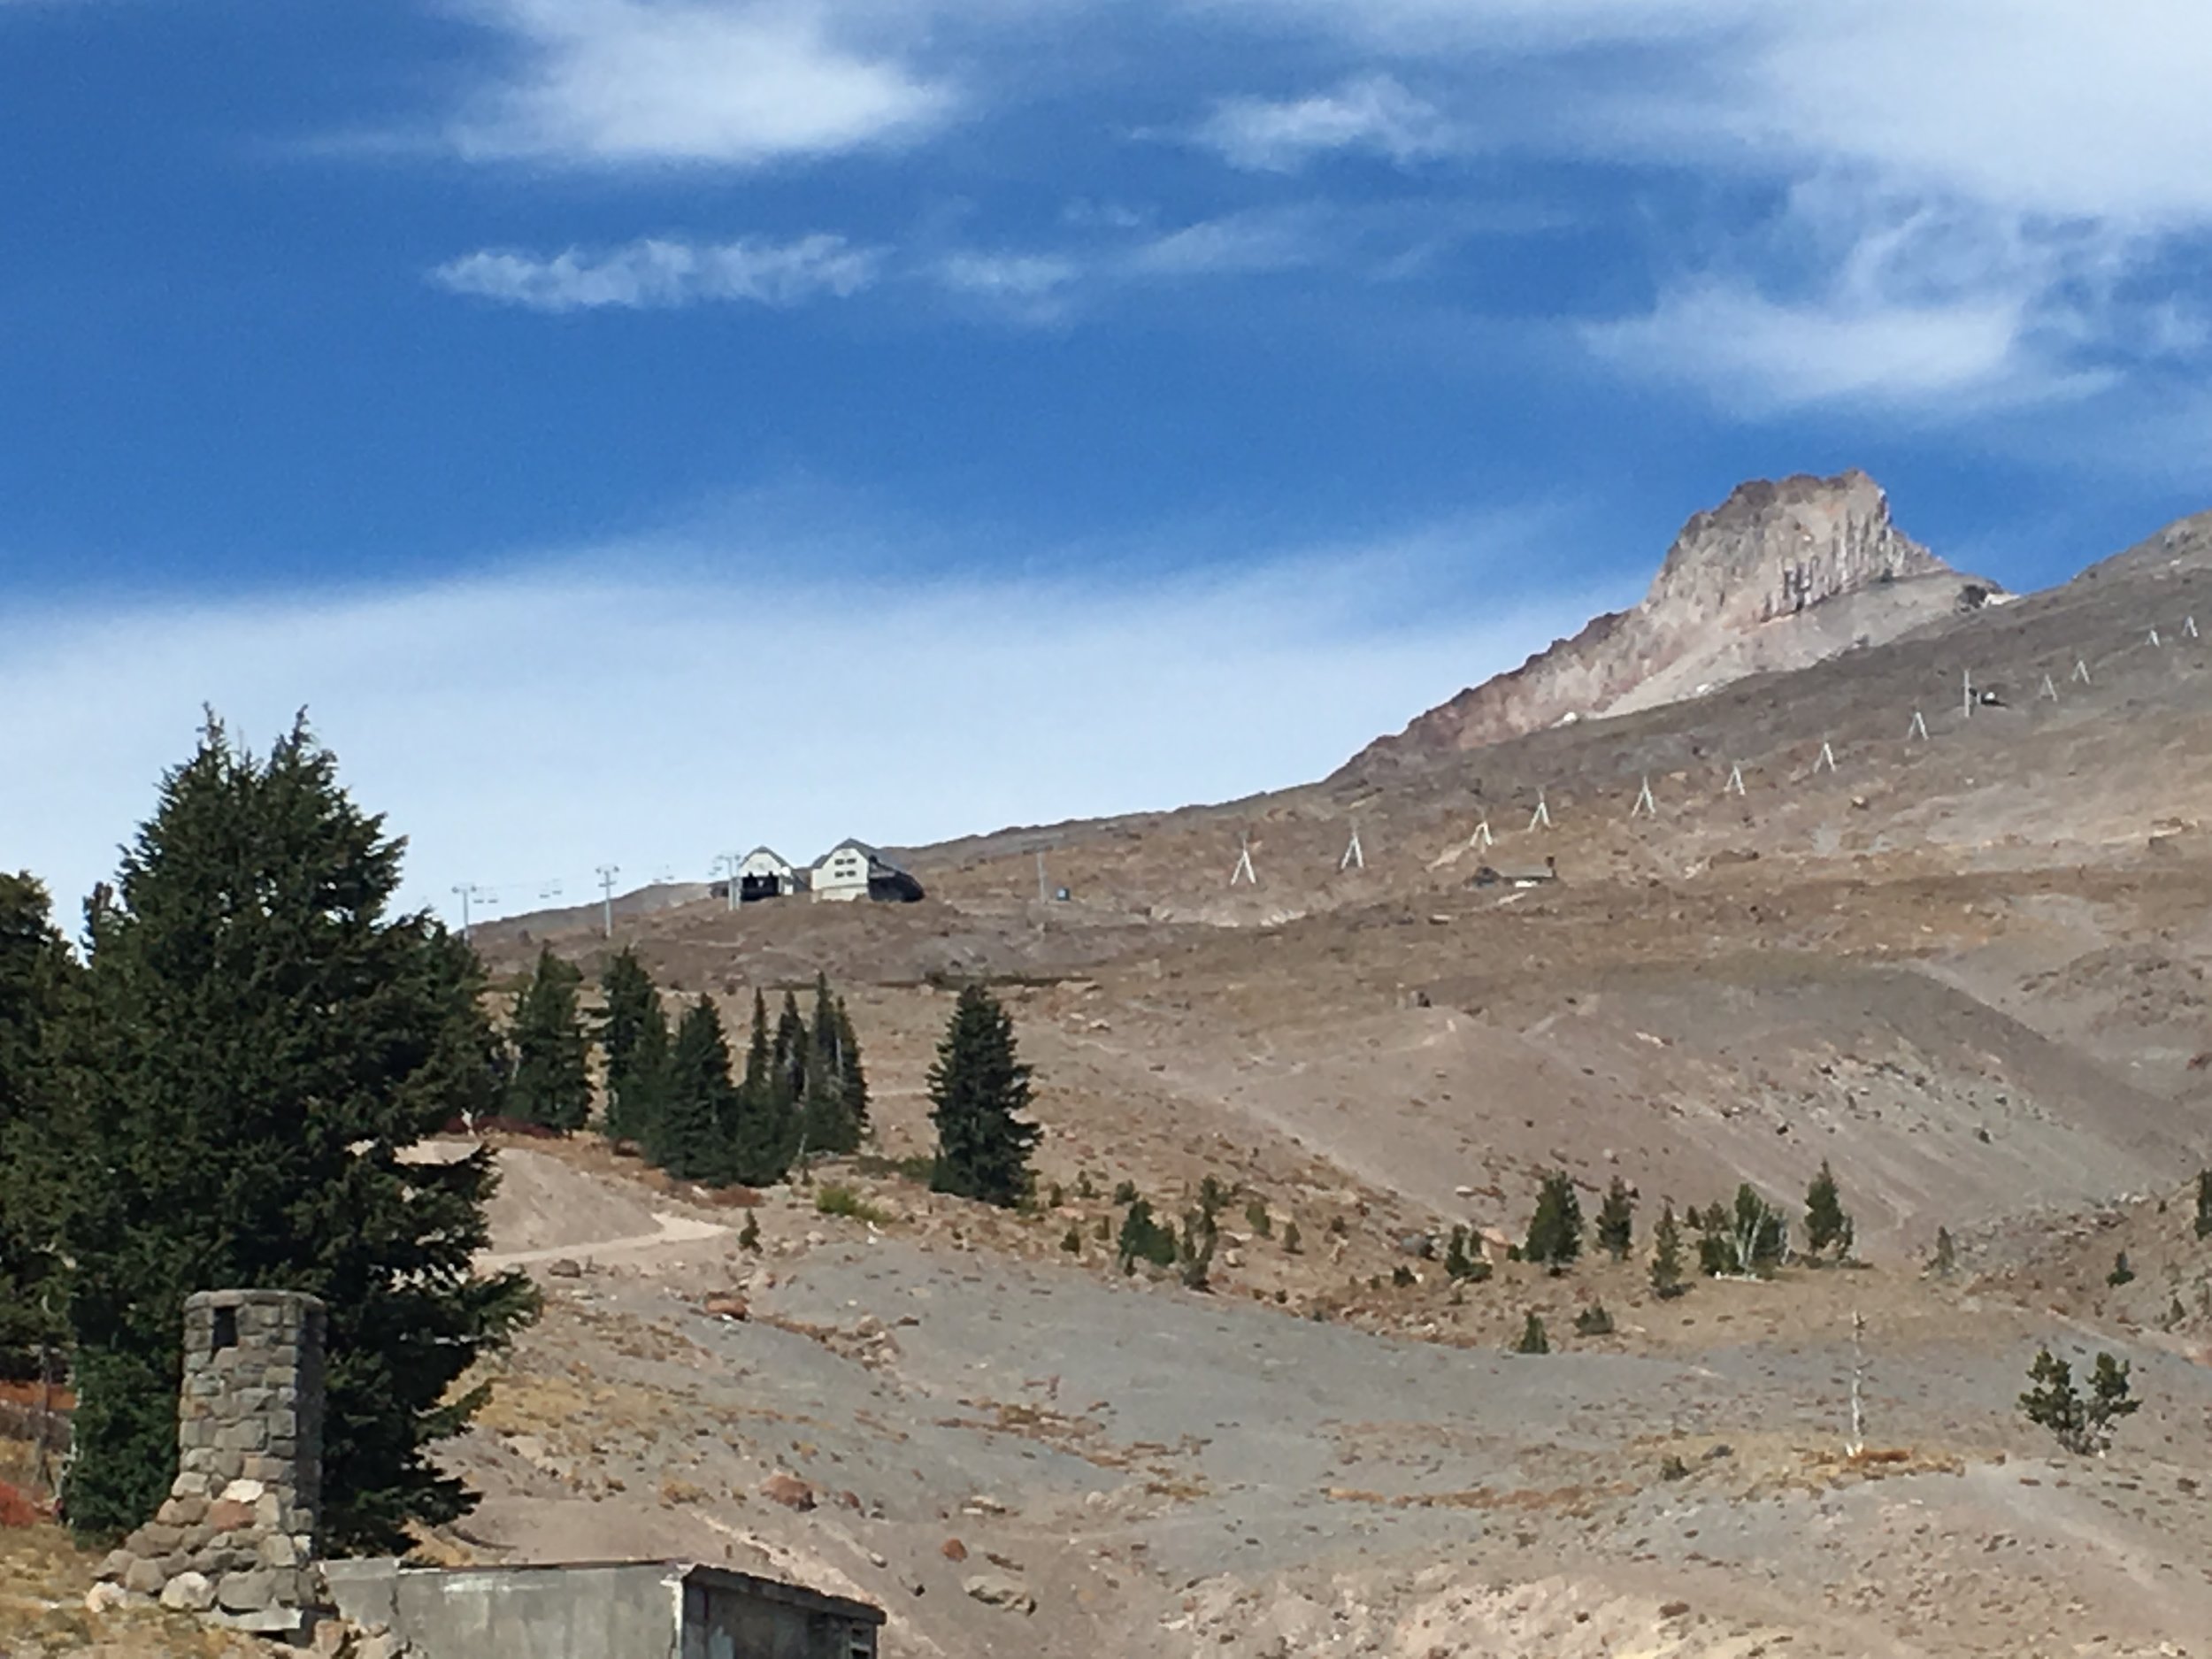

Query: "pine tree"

xmin=1804 ymin=1160 xmax=1849 ymax=1260
xmin=927 ymin=984 xmax=1041 ymax=1208
xmin=598 ymin=948 xmax=668 ymax=1145
xmin=504 ymin=948 xmax=591 ymax=1133
xmin=1116 ymin=1199 xmax=1176 ymax=1272
xmin=0 ymin=872 xmax=74 ymax=1372
xmin=1596 ymin=1177 xmax=1635 ymax=1262
xmin=726 ymin=991 xmax=796 ymax=1187
xmin=772 ymin=990 xmax=809 ymax=1118
xmin=58 ymin=718 xmax=536 ymax=1548
xmin=656 ymin=996 xmax=736 ymax=1183
xmin=1444 ymin=1225 xmax=1475 ymax=1281
xmin=1649 ymin=1202 xmax=1686 ymax=1299
xmin=1524 ymin=1170 xmax=1583 ymax=1271
xmin=2021 ymin=1347 xmax=2138 ymax=1455
xmin=833 ymin=997 xmax=870 ymax=1142
xmin=798 ymin=974 xmax=862 ymax=1157
xmin=1515 ymin=1311 xmax=1550 ymax=1355
xmin=2196 ymin=1170 xmax=2212 ymax=1242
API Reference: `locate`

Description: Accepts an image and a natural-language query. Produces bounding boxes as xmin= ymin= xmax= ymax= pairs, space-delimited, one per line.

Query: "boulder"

xmin=759 ymin=1472 xmax=816 ymax=1511
xmin=964 ymin=1571 xmax=1036 ymax=1614
xmin=160 ymin=1571 xmax=218 ymax=1613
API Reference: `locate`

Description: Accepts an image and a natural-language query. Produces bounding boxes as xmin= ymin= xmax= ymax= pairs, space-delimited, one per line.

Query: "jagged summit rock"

xmin=1348 ymin=470 xmax=1993 ymax=772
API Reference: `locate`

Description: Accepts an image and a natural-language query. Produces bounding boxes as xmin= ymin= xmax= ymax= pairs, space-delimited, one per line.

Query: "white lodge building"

xmin=735 ymin=847 xmax=809 ymax=902
xmin=810 ymin=840 xmax=926 ymax=904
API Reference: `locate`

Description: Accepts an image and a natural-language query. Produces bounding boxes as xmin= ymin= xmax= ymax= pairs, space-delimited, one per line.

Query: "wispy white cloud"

xmin=1580 ymin=176 xmax=2200 ymax=418
xmin=0 ymin=511 xmax=1606 ymax=924
xmin=1194 ymin=73 xmax=1460 ymax=173
xmin=446 ymin=0 xmax=955 ymax=166
xmin=1582 ymin=284 xmax=2079 ymax=417
xmin=431 ymin=233 xmax=881 ymax=311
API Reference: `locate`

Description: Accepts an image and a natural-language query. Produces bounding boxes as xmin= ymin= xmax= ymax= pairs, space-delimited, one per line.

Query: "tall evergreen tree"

xmin=833 ymin=996 xmax=870 ymax=1141
xmin=798 ymin=973 xmax=863 ymax=1157
xmin=597 ymin=948 xmax=668 ymax=1145
xmin=725 ymin=990 xmax=796 ymax=1187
xmin=656 ymin=996 xmax=736 ymax=1183
xmin=504 ymin=948 xmax=591 ymax=1132
xmin=59 ymin=718 xmax=536 ymax=1548
xmin=1595 ymin=1177 xmax=1635 ymax=1262
xmin=1524 ymin=1170 xmax=1583 ymax=1271
xmin=0 ymin=873 xmax=74 ymax=1373
xmin=927 ymin=984 xmax=1041 ymax=1208
xmin=1649 ymin=1202 xmax=1686 ymax=1299
xmin=772 ymin=989 xmax=809 ymax=1113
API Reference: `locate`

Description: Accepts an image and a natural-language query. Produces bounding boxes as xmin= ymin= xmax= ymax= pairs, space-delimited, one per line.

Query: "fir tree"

xmin=928 ymin=985 xmax=1041 ymax=1208
xmin=2021 ymin=1347 xmax=2139 ymax=1455
xmin=1444 ymin=1225 xmax=1476 ymax=1281
xmin=1931 ymin=1226 xmax=1957 ymax=1278
xmin=0 ymin=872 xmax=74 ymax=1372
xmin=1524 ymin=1170 xmax=1583 ymax=1271
xmin=1116 ymin=1198 xmax=1176 ymax=1272
xmin=1649 ymin=1202 xmax=1686 ymax=1299
xmin=1804 ymin=1160 xmax=1850 ymax=1261
xmin=772 ymin=990 xmax=809 ymax=1118
xmin=832 ymin=996 xmax=870 ymax=1143
xmin=597 ymin=948 xmax=668 ymax=1145
xmin=504 ymin=947 xmax=591 ymax=1133
xmin=726 ymin=991 xmax=796 ymax=1187
xmin=58 ymin=718 xmax=536 ymax=1548
xmin=798 ymin=973 xmax=863 ymax=1157
xmin=656 ymin=996 xmax=736 ymax=1183
xmin=1596 ymin=1177 xmax=1635 ymax=1263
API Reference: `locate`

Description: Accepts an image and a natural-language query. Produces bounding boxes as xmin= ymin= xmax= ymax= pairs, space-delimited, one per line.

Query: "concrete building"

xmin=810 ymin=840 xmax=924 ymax=904
xmin=734 ymin=847 xmax=809 ymax=903
xmin=324 ymin=1558 xmax=884 ymax=1659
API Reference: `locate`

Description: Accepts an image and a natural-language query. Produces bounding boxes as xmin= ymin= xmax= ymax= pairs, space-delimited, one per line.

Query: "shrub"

xmin=1573 ymin=1302 xmax=1615 ymax=1337
xmin=1060 ymin=1225 xmax=1082 ymax=1255
xmin=1112 ymin=1179 xmax=1139 ymax=1205
xmin=738 ymin=1211 xmax=761 ymax=1252
xmin=1074 ymin=1171 xmax=1096 ymax=1201
xmin=1282 ymin=1221 xmax=1302 ymax=1256
xmin=1514 ymin=1312 xmax=1550 ymax=1356
xmin=1391 ymin=1264 xmax=1416 ymax=1288
xmin=2196 ymin=1171 xmax=2212 ymax=1241
xmin=1244 ymin=1198 xmax=1273 ymax=1239
xmin=814 ymin=1185 xmax=891 ymax=1225
xmin=2108 ymin=1251 xmax=2135 ymax=1287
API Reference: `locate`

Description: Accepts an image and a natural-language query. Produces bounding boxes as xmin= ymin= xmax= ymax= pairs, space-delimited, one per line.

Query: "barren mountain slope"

xmin=420 ymin=489 xmax=2212 ymax=1658
xmin=1349 ymin=470 xmax=1987 ymax=772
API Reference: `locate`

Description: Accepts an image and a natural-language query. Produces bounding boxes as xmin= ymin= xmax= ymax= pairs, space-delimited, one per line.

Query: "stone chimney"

xmin=101 ymin=1288 xmax=327 ymax=1634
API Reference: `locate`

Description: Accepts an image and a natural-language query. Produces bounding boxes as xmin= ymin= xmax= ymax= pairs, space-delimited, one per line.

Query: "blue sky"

xmin=5 ymin=0 xmax=2212 ymax=919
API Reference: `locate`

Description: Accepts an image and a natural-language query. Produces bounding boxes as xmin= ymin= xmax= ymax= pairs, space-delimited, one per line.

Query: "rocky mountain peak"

xmin=1643 ymin=470 xmax=1942 ymax=632
xmin=1344 ymin=470 xmax=1988 ymax=776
